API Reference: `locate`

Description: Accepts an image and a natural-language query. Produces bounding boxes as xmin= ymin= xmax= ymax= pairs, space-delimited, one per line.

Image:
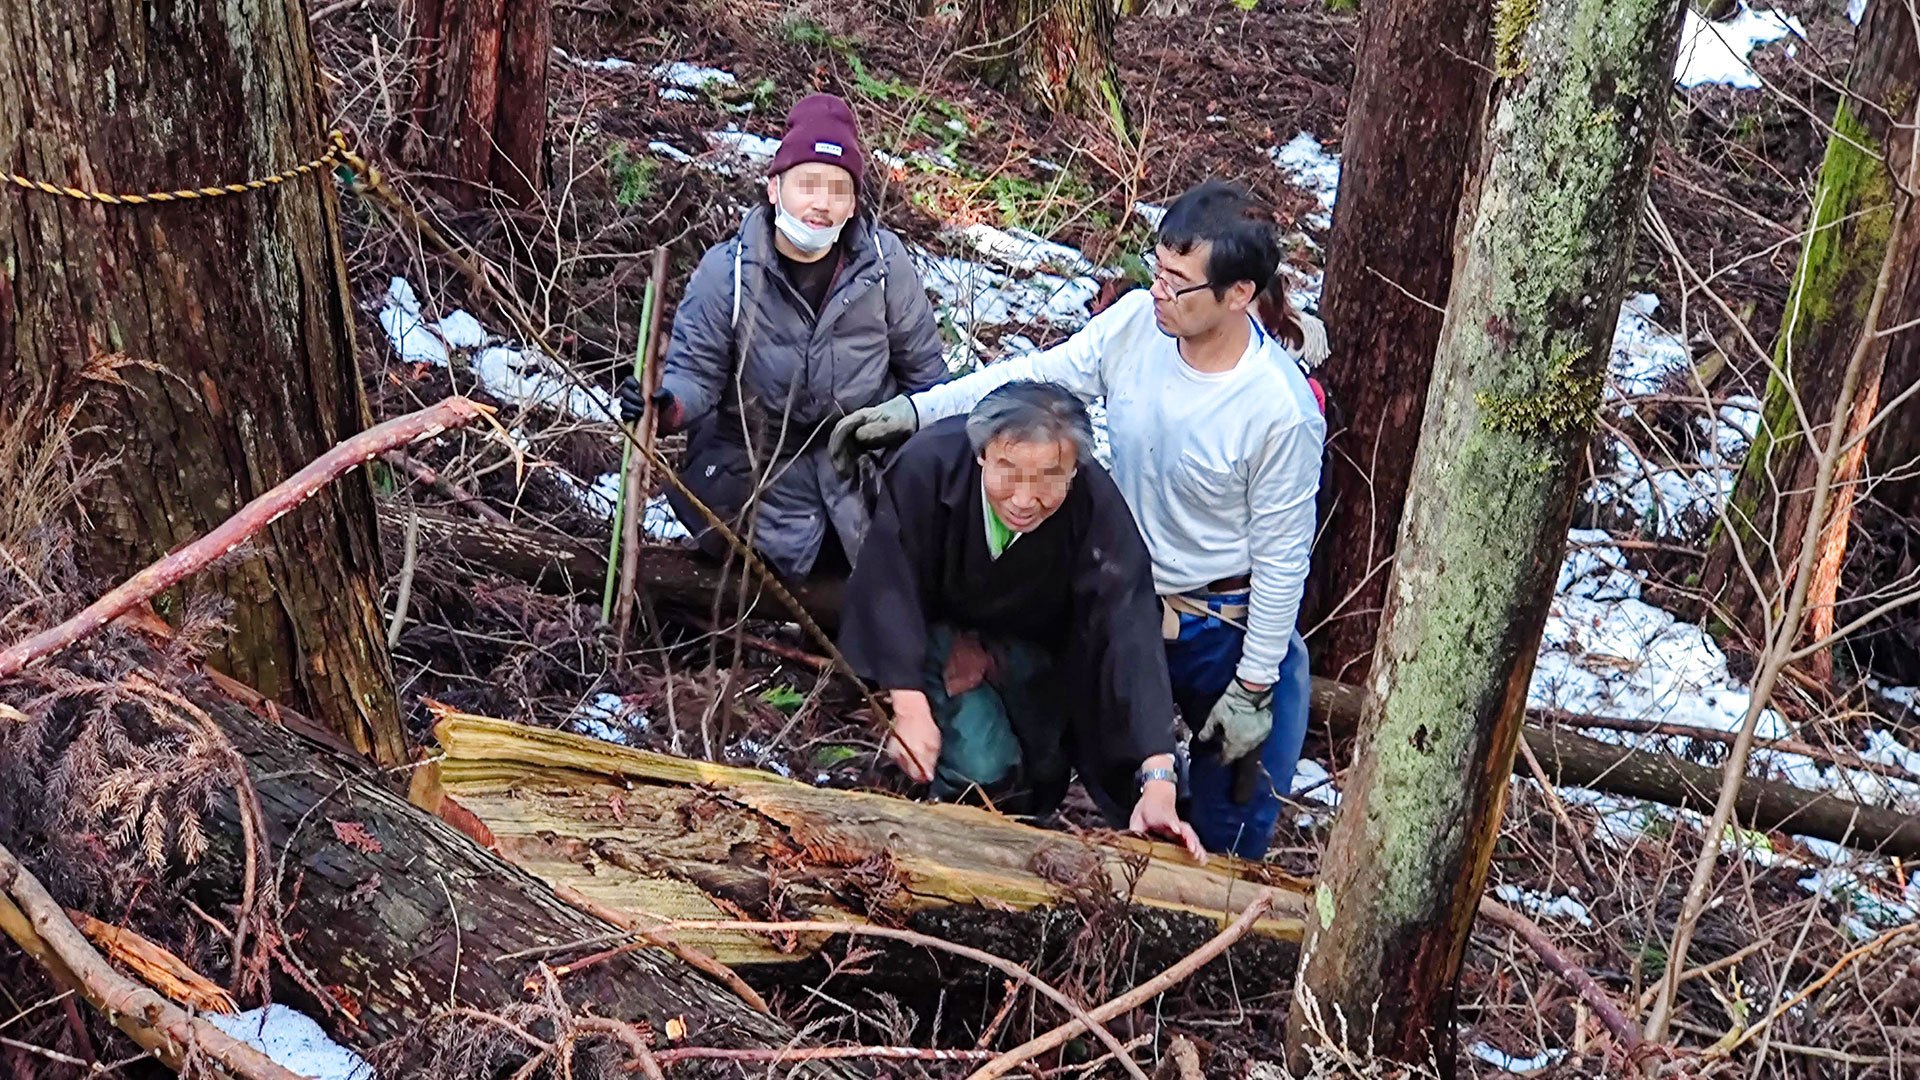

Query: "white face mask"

xmin=772 ymin=179 xmax=847 ymax=254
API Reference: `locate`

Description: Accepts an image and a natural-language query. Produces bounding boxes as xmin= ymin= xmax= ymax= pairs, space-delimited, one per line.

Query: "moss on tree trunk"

xmin=1703 ymin=0 xmax=1919 ymax=661
xmin=1283 ymin=0 xmax=1686 ymax=1069
xmin=0 ymin=0 xmax=406 ymax=763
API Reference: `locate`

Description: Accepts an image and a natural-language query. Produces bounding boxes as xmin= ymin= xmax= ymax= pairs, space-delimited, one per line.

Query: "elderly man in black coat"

xmin=838 ymin=382 xmax=1204 ymax=858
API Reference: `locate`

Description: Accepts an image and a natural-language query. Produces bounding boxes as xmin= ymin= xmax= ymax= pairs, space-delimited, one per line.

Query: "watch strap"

xmin=1137 ymin=766 xmax=1178 ymax=790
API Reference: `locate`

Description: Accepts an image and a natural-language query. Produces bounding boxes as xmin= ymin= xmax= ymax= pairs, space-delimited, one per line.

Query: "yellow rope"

xmin=0 ymin=131 xmax=355 ymax=205
xmin=3 ymin=118 xmax=945 ymax=792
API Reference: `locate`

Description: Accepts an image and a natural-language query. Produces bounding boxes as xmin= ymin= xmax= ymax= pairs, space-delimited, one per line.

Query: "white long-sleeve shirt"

xmin=911 ymin=289 xmax=1324 ymax=683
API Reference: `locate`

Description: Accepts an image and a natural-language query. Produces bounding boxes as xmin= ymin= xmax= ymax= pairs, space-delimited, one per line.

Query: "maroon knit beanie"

xmin=767 ymin=94 xmax=865 ymax=191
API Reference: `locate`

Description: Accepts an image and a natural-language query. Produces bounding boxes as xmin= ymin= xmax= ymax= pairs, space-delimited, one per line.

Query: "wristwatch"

xmin=1136 ymin=766 xmax=1177 ymax=791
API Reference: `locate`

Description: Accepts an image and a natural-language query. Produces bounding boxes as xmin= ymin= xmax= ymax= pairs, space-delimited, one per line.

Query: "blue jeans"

xmin=1167 ymin=601 xmax=1311 ymax=859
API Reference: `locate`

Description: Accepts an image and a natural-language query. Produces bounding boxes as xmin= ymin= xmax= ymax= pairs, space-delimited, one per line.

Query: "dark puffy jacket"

xmin=658 ymin=206 xmax=947 ymax=577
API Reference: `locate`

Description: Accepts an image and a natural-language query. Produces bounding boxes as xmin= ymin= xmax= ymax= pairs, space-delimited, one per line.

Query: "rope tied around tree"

xmin=0 ymin=118 xmax=938 ymax=791
xmin=0 ymin=130 xmax=368 ymax=205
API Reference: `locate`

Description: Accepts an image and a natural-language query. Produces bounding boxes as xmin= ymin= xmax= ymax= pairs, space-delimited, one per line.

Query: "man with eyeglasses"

xmin=830 ymin=180 xmax=1325 ymax=860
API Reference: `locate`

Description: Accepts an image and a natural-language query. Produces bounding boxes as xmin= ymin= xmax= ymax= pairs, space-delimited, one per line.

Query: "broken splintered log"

xmin=184 ymin=693 xmax=856 ymax=1071
xmin=423 ymin=707 xmax=1310 ymax=967
xmin=403 ymin=509 xmax=1920 ymax=860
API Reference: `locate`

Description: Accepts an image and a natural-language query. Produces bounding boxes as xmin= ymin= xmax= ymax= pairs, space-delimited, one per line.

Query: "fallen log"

xmin=1314 ymin=683 xmax=1920 ymax=858
xmin=408 ymin=510 xmax=1920 ymax=859
xmin=190 ymin=692 xmax=854 ymax=1069
xmin=399 ymin=507 xmax=844 ymax=628
xmin=424 ymin=707 xmax=1310 ymax=969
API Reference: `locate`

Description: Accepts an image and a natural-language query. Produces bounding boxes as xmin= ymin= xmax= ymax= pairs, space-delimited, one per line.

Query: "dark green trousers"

xmin=921 ymin=624 xmax=1066 ymax=813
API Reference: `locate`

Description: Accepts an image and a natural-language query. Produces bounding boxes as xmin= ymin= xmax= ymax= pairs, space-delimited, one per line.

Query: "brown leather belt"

xmin=1204 ymin=573 xmax=1252 ymax=594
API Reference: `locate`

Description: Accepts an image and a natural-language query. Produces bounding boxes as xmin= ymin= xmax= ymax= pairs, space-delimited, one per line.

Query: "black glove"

xmin=617 ymin=376 xmax=685 ymax=433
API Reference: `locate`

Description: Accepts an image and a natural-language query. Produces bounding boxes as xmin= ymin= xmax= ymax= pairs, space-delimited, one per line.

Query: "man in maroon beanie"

xmin=619 ymin=93 xmax=945 ymax=579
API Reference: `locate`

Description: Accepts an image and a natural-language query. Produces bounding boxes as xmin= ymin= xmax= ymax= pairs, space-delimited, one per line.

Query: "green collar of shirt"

xmin=982 ymin=482 xmax=1019 ymax=559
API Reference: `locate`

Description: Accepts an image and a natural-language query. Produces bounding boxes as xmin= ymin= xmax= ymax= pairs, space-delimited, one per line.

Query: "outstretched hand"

xmin=1130 ymin=780 xmax=1206 ymax=863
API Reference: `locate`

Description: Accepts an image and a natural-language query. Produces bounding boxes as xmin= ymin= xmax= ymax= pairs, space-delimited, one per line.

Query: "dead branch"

xmin=0 ymin=397 xmax=494 ymax=679
xmin=1478 ymin=896 xmax=1642 ymax=1056
xmin=1537 ymin=708 xmax=1920 ymax=785
xmin=649 ymin=1045 xmax=1005 ymax=1066
xmin=965 ymin=892 xmax=1277 ymax=1080
xmin=381 ymin=448 xmax=512 ymax=526
xmin=0 ymin=842 xmax=305 ymax=1080
xmin=65 ymin=908 xmax=236 ymax=1015
xmin=1707 ymin=921 xmax=1920 ymax=1060
xmin=645 ymin=917 xmax=1152 ymax=1080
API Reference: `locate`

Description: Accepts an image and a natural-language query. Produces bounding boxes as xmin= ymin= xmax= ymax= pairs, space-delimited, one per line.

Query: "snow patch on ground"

xmin=1585 ymin=293 xmax=1757 ymax=529
xmin=652 ymin=62 xmax=736 ymax=92
xmin=1494 ymin=883 xmax=1594 ymax=927
xmin=1468 ymin=1042 xmax=1566 ymax=1073
xmin=207 ymin=1006 xmax=372 ymax=1080
xmin=572 ymin=693 xmax=651 ymax=745
xmin=378 ymin=277 xmax=616 ymax=423
xmin=705 ymin=127 xmax=782 ymax=171
xmin=956 ymin=224 xmax=1097 ymax=277
xmin=912 ymin=250 xmax=1101 ymax=360
xmin=1268 ymin=132 xmax=1340 ymax=230
xmin=553 ymin=48 xmax=639 ymax=72
xmin=1675 ymin=5 xmax=1803 ymax=89
xmin=376 ymin=277 xmax=695 ymax=535
xmin=1533 ymin=530 xmax=1790 ymax=741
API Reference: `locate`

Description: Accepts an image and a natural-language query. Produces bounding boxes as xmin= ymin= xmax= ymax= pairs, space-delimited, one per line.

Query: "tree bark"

xmin=1299 ymin=0 xmax=1494 ymax=683
xmin=194 ymin=691 xmax=853 ymax=1070
xmin=1284 ymin=0 xmax=1686 ymax=1069
xmin=0 ymin=0 xmax=406 ymax=764
xmin=400 ymin=0 xmax=551 ymax=206
xmin=966 ymin=0 xmax=1129 ymax=134
xmin=1702 ymin=0 xmax=1920 ymax=668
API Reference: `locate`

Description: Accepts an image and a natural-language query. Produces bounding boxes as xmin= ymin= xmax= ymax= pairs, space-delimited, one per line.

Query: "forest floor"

xmin=188 ymin=0 xmax=1920 ymax=1073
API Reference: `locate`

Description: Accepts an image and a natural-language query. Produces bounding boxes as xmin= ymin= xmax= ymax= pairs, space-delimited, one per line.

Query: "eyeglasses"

xmin=1150 ymin=267 xmax=1214 ymax=300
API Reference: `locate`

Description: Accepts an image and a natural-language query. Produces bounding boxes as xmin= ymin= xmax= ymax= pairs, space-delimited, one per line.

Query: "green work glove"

xmin=1195 ymin=680 xmax=1273 ymax=764
xmin=828 ymin=395 xmax=919 ymax=477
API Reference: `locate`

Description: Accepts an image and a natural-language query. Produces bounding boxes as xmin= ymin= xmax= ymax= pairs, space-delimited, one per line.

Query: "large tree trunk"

xmin=400 ymin=0 xmax=551 ymax=207
xmin=1702 ymin=0 xmax=1920 ymax=675
xmin=1300 ymin=0 xmax=1494 ymax=682
xmin=0 ymin=0 xmax=406 ymax=764
xmin=966 ymin=0 xmax=1129 ymax=133
xmin=196 ymin=690 xmax=853 ymax=1069
xmin=1284 ymin=0 xmax=1686 ymax=1069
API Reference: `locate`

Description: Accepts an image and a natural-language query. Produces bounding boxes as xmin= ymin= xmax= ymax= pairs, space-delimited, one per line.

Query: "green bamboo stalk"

xmin=602 ymin=279 xmax=658 ymax=624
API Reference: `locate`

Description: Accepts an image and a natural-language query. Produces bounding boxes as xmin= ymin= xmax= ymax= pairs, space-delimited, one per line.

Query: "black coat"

xmin=839 ymin=418 xmax=1178 ymax=797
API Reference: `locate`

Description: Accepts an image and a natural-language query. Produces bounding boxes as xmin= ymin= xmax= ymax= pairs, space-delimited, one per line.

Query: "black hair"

xmin=1157 ymin=179 xmax=1304 ymax=350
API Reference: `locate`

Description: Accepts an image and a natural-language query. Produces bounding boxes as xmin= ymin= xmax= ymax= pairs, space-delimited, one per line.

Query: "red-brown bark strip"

xmin=0 ymin=398 xmax=491 ymax=680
